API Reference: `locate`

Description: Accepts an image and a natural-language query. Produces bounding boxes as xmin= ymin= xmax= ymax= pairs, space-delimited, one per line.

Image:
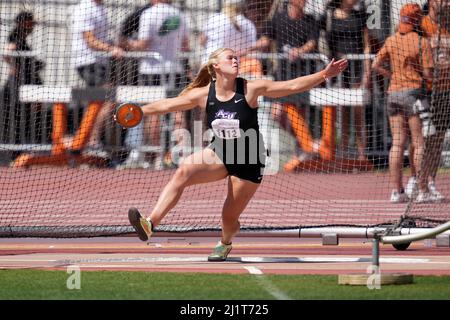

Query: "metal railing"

xmin=246 ymin=52 xmax=389 ymax=159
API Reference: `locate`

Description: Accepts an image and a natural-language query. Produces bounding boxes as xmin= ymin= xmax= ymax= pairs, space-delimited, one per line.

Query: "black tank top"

xmin=206 ymin=77 xmax=265 ymax=166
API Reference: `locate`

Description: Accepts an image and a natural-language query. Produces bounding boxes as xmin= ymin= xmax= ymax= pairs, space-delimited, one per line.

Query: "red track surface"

xmin=1 ymin=167 xmax=449 ymax=230
xmin=1 ymin=167 xmax=449 ymax=276
xmin=0 ymin=237 xmax=449 ymax=275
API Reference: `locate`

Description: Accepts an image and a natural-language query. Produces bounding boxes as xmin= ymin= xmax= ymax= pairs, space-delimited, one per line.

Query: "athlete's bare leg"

xmin=148 ymin=148 xmax=228 ymax=226
xmin=220 ymin=175 xmax=260 ymax=244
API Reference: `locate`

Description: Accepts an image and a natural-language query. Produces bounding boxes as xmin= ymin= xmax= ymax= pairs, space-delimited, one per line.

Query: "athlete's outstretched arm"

xmin=140 ymin=87 xmax=207 ymax=116
xmin=253 ymin=59 xmax=348 ymax=98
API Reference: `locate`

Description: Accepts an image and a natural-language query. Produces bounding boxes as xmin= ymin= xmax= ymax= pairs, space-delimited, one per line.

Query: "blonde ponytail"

xmin=180 ymin=64 xmax=213 ymax=95
xmin=181 ymin=47 xmax=233 ymax=95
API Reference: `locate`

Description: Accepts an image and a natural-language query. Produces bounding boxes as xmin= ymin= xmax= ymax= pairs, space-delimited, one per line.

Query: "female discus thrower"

xmin=117 ymin=48 xmax=347 ymax=261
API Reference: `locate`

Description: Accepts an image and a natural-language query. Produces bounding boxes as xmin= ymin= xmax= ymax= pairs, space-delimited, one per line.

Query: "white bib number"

xmin=211 ymin=119 xmax=241 ymax=140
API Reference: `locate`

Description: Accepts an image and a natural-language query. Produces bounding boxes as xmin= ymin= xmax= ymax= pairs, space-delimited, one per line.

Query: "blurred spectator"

xmin=123 ymin=0 xmax=190 ymax=169
xmin=422 ymin=0 xmax=430 ymax=15
xmin=245 ymin=0 xmax=279 ymax=75
xmin=416 ymin=0 xmax=449 ymax=201
xmin=2 ymin=11 xmax=44 ymax=144
xmin=250 ymin=0 xmax=321 ymax=166
xmin=372 ymin=3 xmax=433 ymax=203
xmin=118 ymin=3 xmax=152 ymax=85
xmin=69 ymin=0 xmax=124 ymax=157
xmin=320 ymin=0 xmax=370 ymax=161
xmin=244 ymin=0 xmax=273 ymax=39
xmin=116 ymin=2 xmax=152 ymax=168
xmin=200 ymin=0 xmax=262 ymax=77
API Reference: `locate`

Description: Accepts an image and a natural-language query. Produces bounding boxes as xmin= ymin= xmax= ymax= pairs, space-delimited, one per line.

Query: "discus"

xmin=115 ymin=103 xmax=143 ymax=128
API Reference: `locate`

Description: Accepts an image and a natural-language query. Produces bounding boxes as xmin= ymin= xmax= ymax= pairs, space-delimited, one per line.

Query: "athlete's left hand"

xmin=323 ymin=58 xmax=348 ymax=79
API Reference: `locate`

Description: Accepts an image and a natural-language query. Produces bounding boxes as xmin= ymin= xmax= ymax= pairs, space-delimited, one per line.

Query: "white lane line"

xmin=301 ymin=257 xmax=361 ymax=263
xmin=244 ymin=266 xmax=263 ymax=275
xmin=380 ymin=258 xmax=430 ymax=263
xmin=0 ymin=256 xmax=433 ymax=264
xmin=0 ymin=259 xmax=58 ymax=262
xmin=243 ymin=266 xmax=292 ymax=300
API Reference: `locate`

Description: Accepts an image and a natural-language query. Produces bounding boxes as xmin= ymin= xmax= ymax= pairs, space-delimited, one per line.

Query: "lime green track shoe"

xmin=208 ymin=241 xmax=232 ymax=262
xmin=128 ymin=207 xmax=153 ymax=241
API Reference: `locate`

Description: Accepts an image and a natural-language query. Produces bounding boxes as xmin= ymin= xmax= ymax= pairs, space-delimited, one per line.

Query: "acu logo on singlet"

xmin=215 ymin=110 xmax=237 ymax=119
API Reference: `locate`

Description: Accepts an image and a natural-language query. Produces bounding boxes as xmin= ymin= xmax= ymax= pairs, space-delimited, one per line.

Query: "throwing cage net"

xmin=0 ymin=0 xmax=449 ymax=237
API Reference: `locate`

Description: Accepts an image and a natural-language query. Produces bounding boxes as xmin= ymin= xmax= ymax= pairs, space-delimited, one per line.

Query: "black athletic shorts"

xmin=207 ymin=141 xmax=266 ymax=184
xmin=223 ymin=162 xmax=265 ymax=184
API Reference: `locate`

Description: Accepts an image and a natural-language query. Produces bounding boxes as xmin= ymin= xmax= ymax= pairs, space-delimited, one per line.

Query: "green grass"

xmin=1 ymin=270 xmax=450 ymax=300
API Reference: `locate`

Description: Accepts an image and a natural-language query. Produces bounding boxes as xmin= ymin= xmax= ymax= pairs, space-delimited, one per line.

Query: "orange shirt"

xmin=421 ymin=15 xmax=450 ymax=91
xmin=376 ymin=31 xmax=433 ymax=93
